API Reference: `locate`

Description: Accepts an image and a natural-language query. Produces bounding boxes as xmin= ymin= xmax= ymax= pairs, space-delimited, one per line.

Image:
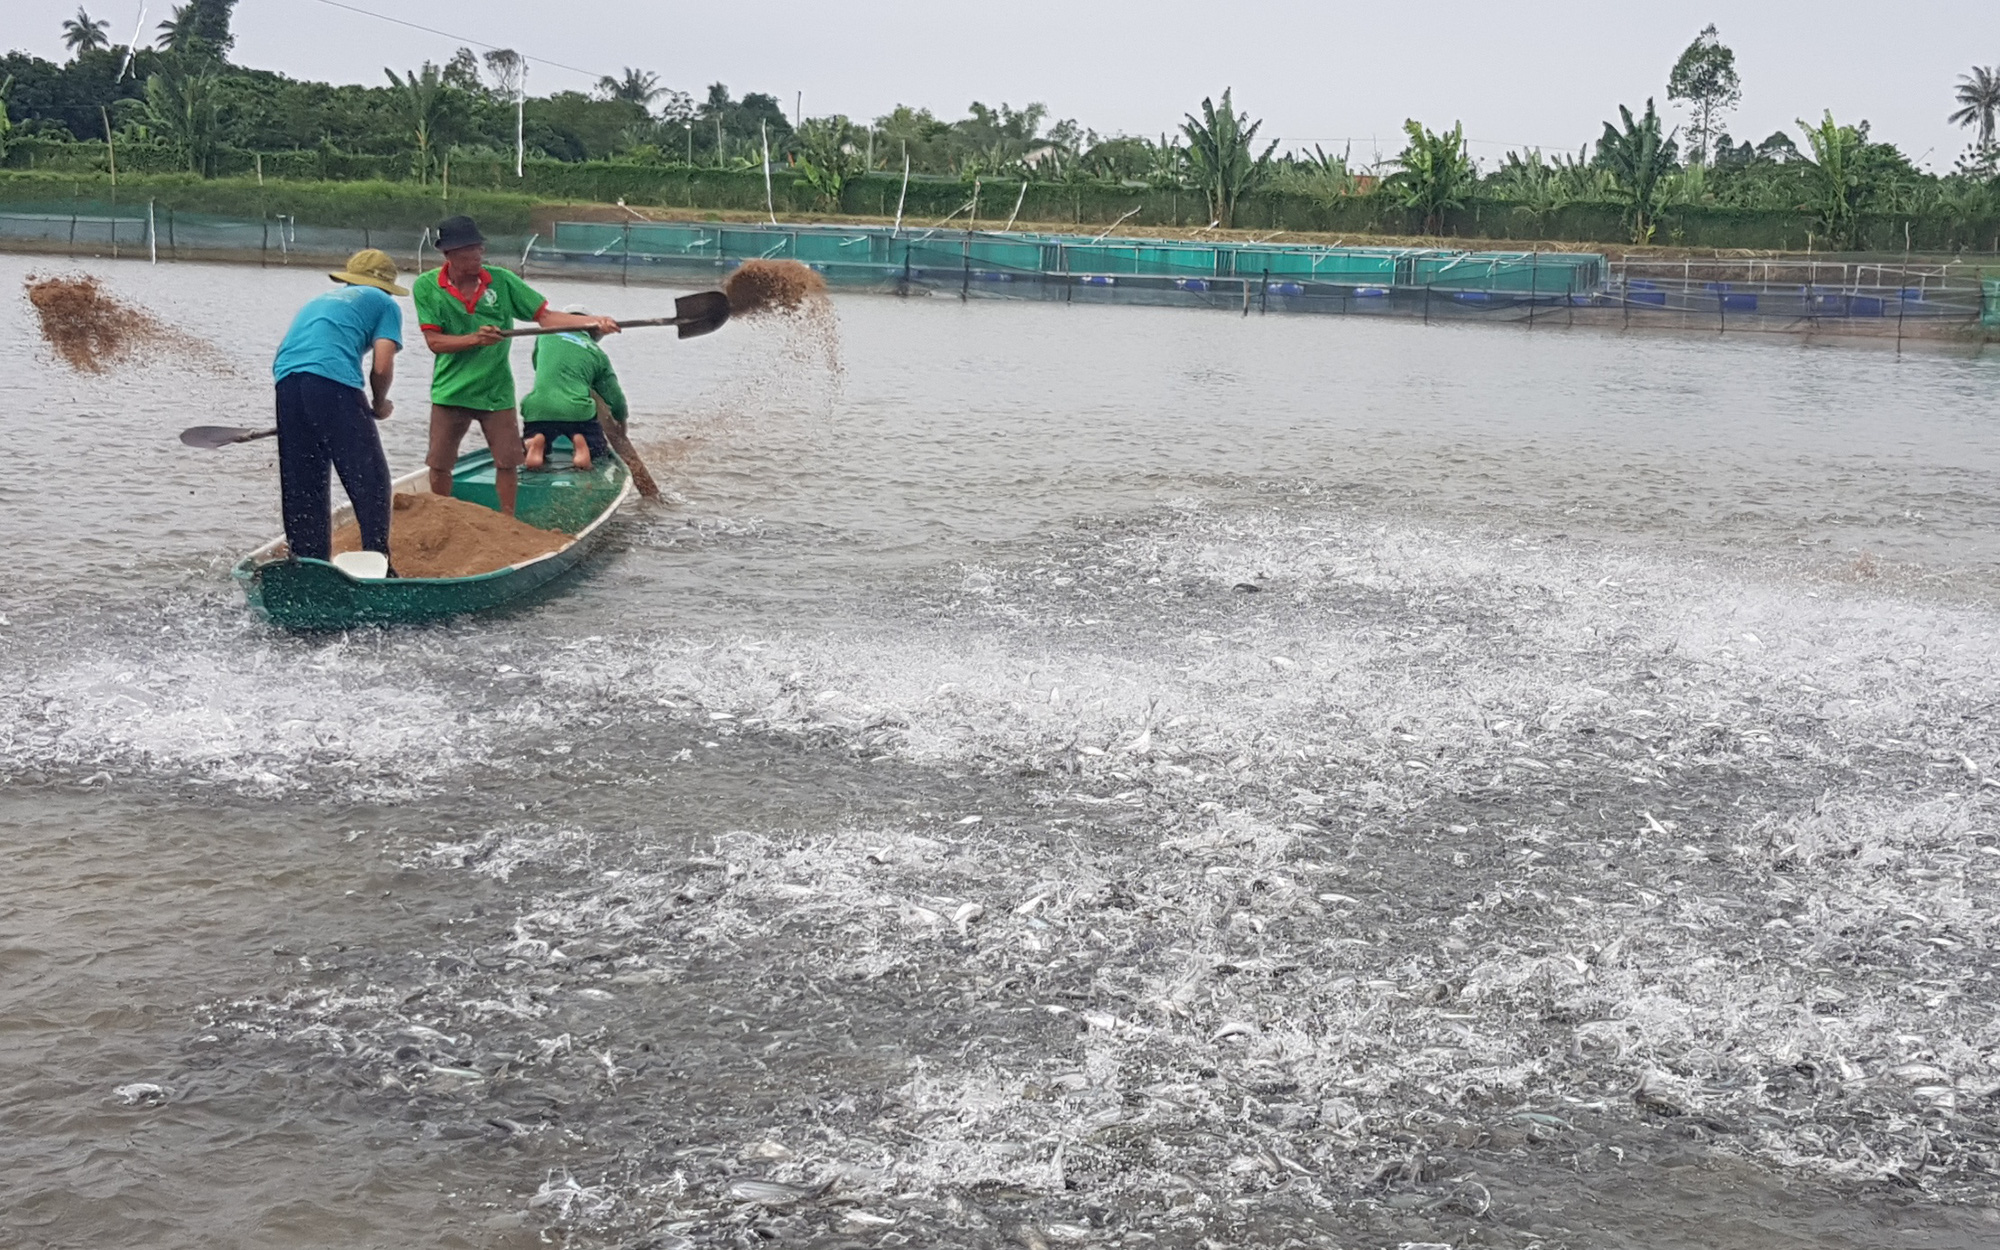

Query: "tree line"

xmin=3 ymin=11 xmax=1998 ymax=250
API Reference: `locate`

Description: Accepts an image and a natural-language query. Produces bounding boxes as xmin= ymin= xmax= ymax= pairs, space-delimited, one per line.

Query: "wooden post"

xmin=1897 ymin=222 xmax=1910 ymax=356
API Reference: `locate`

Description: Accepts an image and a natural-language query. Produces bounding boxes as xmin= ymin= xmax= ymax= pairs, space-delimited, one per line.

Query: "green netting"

xmin=545 ymin=221 xmax=1604 ymax=296
xmin=1985 ymin=278 xmax=2000 ymax=328
xmin=1236 ymin=249 xmax=1396 ymax=280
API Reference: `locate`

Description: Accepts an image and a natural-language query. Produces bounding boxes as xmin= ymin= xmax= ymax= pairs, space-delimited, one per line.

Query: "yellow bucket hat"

xmin=329 ymin=248 xmax=409 ymax=296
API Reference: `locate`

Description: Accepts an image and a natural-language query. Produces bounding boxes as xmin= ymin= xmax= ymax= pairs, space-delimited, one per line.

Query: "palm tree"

xmin=62 ymin=7 xmax=112 ymax=54
xmin=1596 ymin=99 xmax=1680 ymax=243
xmin=1949 ymin=66 xmax=2000 ymax=152
xmin=1180 ymin=89 xmax=1276 ymax=228
xmin=155 ymin=3 xmax=197 ymax=53
xmin=598 ymin=68 xmax=663 ymax=109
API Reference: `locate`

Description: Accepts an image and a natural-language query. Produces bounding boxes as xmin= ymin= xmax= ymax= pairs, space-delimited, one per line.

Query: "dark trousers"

xmin=275 ymin=371 xmax=391 ymax=562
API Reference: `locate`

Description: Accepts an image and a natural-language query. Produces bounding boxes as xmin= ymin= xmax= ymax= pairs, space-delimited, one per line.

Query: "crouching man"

xmin=521 ymin=305 xmax=631 ymax=472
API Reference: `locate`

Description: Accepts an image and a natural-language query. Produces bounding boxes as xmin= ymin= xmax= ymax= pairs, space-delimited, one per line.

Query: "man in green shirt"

xmin=521 ymin=306 xmax=630 ymax=472
xmin=413 ymin=216 xmax=617 ymax=515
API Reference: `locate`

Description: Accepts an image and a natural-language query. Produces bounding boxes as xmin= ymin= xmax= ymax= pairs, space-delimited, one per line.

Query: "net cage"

xmin=533 ymin=220 xmax=1606 ymax=320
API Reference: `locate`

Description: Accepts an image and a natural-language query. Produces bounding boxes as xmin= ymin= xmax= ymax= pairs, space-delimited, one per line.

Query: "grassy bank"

xmin=7 ymin=167 xmax=2000 ymax=258
xmin=0 ymin=170 xmax=554 ymax=235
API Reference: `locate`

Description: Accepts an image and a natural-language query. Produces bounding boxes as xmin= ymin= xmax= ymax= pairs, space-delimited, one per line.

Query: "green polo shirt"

xmin=522 ymin=331 xmax=630 ymax=425
xmin=412 ymin=265 xmax=548 ymax=411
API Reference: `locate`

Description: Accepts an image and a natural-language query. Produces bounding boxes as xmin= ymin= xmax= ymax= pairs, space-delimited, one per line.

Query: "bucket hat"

xmin=329 ymin=248 xmax=408 ymax=296
xmin=435 ymin=215 xmax=486 ymax=252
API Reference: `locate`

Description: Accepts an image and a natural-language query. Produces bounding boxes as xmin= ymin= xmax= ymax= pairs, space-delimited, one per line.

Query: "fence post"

xmin=261 ymin=216 xmax=269 ymax=267
xmin=1260 ymin=268 xmax=1270 ymax=315
xmin=166 ymin=207 xmax=176 ymax=261
xmin=621 ymin=222 xmax=631 ymax=286
xmin=962 ymin=236 xmax=970 ymax=301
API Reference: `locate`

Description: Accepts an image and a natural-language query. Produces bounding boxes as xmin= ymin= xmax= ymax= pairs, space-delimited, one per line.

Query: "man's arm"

xmin=422 ymin=324 xmax=504 ymax=354
xmin=368 ymin=338 xmax=398 ymax=419
xmin=592 ymin=360 xmax=630 ymax=424
xmin=534 ymin=306 xmax=621 ymax=336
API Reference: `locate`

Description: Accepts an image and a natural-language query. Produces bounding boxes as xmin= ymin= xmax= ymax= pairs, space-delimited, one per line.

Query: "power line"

xmin=308 ymin=0 xmax=605 ymax=82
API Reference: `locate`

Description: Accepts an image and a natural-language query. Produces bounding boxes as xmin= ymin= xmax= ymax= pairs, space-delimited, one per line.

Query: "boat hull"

xmin=232 ymin=443 xmax=633 ymax=630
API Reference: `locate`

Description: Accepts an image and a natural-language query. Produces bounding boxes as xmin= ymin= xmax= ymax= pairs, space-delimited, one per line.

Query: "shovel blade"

xmin=674 ymin=289 xmax=731 ymax=340
xmin=181 ymin=425 xmax=273 ymax=449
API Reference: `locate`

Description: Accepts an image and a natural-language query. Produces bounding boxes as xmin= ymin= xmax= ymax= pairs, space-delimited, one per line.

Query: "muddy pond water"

xmin=3 ymin=254 xmax=1999 ymax=1250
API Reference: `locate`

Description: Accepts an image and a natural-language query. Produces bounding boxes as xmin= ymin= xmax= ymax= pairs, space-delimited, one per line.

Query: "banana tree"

xmin=793 ymin=115 xmax=865 ymax=211
xmin=144 ymin=60 xmax=221 ymax=175
xmin=1597 ymin=99 xmax=1679 ymax=243
xmin=1385 ymin=120 xmax=1475 ymax=233
xmin=383 ymin=63 xmax=456 ymax=184
xmin=1180 ymin=89 xmax=1276 ymax=227
xmin=1795 ymin=112 xmax=1867 ymax=249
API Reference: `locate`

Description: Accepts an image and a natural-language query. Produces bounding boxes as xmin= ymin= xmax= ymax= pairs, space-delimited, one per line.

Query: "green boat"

xmin=233 ymin=443 xmax=634 ymax=630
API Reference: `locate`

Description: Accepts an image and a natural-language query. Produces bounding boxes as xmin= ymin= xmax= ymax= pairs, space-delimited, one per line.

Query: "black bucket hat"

xmin=435 ymin=215 xmax=486 ymax=252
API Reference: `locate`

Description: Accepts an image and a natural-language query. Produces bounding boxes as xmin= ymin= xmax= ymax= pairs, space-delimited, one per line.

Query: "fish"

xmin=725 ymin=1177 xmax=829 ymax=1205
xmin=113 ymin=1082 xmax=167 ymax=1106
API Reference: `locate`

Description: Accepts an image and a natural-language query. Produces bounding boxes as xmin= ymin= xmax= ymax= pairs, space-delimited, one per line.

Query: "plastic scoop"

xmin=330 ymin=551 xmax=390 ymax=580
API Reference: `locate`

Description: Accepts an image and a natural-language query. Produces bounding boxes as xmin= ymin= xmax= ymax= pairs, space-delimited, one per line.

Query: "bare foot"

xmin=571 ymin=440 xmax=593 ymax=471
xmin=524 ymin=434 xmax=546 ymax=470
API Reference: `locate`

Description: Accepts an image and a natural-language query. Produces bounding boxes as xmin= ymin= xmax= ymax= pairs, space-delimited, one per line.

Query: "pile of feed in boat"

xmin=332 ymin=493 xmax=570 ymax=579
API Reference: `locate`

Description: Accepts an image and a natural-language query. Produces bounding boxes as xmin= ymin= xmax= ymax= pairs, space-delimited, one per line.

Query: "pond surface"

xmin=3 ymin=254 xmax=1998 ymax=1249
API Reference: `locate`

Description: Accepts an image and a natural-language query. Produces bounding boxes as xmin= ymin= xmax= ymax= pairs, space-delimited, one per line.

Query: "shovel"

xmin=500 ymin=290 xmax=730 ymax=340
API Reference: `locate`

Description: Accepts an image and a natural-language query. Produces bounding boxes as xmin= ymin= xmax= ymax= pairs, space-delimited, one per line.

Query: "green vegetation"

xmin=1667 ymin=25 xmax=1740 ymax=166
xmin=1384 ymin=120 xmax=1475 ymax=234
xmin=2 ymin=13 xmax=1998 ymax=252
xmin=1180 ymin=89 xmax=1275 ymax=228
xmin=1597 ymin=100 xmax=1679 ymax=244
xmin=1950 ymin=67 xmax=2000 ymax=178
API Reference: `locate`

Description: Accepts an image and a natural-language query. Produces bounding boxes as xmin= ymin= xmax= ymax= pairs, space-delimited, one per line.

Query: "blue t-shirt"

xmin=272 ymin=284 xmax=403 ymax=390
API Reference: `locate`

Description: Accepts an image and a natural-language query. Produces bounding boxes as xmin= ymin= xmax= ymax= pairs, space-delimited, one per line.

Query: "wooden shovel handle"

xmin=595 ymin=396 xmax=660 ymax=500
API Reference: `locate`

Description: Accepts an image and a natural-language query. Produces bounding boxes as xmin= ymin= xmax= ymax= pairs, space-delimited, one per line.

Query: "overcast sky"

xmin=10 ymin=1 xmax=1996 ymax=171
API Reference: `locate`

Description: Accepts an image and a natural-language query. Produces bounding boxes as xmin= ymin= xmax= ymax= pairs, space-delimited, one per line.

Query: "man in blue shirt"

xmin=271 ymin=248 xmax=407 ymax=566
